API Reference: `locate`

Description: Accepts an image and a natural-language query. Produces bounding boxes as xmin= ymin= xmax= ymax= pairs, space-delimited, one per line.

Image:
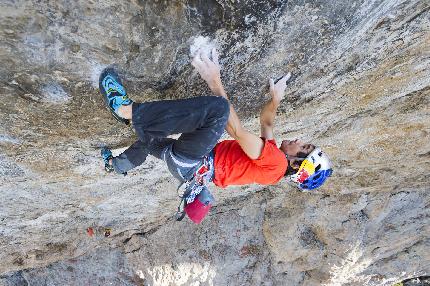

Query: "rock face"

xmin=0 ymin=0 xmax=429 ymax=285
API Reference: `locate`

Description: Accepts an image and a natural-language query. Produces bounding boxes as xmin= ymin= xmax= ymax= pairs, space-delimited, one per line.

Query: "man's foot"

xmin=99 ymin=68 xmax=133 ymax=125
xmin=101 ymin=147 xmax=114 ymax=173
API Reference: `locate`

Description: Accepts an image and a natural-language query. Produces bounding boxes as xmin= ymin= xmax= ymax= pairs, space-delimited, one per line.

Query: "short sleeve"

xmin=252 ymin=139 xmax=283 ymax=168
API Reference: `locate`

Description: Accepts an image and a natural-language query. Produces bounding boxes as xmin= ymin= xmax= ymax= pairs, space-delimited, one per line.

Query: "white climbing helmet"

xmin=290 ymin=147 xmax=333 ymax=190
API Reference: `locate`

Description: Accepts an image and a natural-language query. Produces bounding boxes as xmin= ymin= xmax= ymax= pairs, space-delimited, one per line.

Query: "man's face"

xmin=280 ymin=139 xmax=315 ymax=158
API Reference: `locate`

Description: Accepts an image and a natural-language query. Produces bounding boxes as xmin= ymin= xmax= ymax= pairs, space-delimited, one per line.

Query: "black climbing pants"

xmin=112 ymin=96 xmax=229 ymax=181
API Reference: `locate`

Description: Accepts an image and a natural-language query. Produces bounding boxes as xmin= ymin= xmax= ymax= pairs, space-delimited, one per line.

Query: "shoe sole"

xmin=99 ymin=67 xmax=130 ymax=126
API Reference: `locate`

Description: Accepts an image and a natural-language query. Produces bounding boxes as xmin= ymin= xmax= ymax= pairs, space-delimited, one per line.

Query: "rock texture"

xmin=0 ymin=0 xmax=429 ymax=285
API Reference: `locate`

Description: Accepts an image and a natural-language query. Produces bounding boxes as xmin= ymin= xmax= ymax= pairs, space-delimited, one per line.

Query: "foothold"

xmin=70 ymin=44 xmax=80 ymax=53
xmin=40 ymin=82 xmax=70 ymax=104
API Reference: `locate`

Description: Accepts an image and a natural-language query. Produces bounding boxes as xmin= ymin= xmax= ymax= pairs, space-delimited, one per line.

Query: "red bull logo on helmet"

xmin=289 ymin=147 xmax=333 ymax=191
xmin=291 ymin=159 xmax=316 ymax=183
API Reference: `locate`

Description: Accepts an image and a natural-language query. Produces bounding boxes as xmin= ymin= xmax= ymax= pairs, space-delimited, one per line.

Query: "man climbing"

xmin=100 ymin=48 xmax=332 ymax=223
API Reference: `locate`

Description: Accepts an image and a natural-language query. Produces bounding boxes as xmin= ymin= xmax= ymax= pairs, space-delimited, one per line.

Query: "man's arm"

xmin=192 ymin=49 xmax=264 ymax=159
xmin=260 ymin=73 xmax=291 ymax=140
xmin=224 ymin=103 xmax=265 ymax=159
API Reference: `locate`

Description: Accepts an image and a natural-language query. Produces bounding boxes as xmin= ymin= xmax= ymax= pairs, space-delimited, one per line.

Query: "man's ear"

xmin=289 ymin=157 xmax=304 ymax=170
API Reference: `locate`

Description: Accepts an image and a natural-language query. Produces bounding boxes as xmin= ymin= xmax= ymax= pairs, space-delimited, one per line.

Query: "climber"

xmin=100 ymin=48 xmax=332 ymax=223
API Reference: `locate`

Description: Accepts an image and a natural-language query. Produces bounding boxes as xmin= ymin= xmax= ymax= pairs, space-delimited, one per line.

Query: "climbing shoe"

xmin=99 ymin=67 xmax=132 ymax=125
xmin=101 ymin=147 xmax=114 ymax=173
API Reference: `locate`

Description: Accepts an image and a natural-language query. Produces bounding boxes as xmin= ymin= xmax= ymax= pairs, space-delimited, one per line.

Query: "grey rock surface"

xmin=0 ymin=0 xmax=429 ymax=285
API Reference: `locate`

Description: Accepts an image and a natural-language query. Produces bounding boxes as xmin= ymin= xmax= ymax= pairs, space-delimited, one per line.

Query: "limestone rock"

xmin=0 ymin=0 xmax=429 ymax=285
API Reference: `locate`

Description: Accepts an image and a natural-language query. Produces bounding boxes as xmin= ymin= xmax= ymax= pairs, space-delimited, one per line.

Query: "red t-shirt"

xmin=213 ymin=139 xmax=288 ymax=188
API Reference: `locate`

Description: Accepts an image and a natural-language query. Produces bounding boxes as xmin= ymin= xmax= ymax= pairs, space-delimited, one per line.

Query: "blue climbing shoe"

xmin=101 ymin=147 xmax=114 ymax=173
xmin=99 ymin=68 xmax=132 ymax=125
xmin=100 ymin=147 xmax=127 ymax=175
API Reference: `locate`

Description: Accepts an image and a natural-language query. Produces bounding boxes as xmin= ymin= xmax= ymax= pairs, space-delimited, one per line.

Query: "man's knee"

xmin=219 ymin=97 xmax=230 ymax=117
xmin=208 ymin=96 xmax=229 ymax=119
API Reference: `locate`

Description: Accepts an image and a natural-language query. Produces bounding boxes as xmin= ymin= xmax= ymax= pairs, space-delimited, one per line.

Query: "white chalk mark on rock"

xmin=0 ymin=135 xmax=21 ymax=144
xmin=40 ymin=83 xmax=70 ymax=104
xmin=90 ymin=62 xmax=108 ymax=89
xmin=324 ymin=242 xmax=373 ymax=285
xmin=189 ymin=36 xmax=217 ymax=59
